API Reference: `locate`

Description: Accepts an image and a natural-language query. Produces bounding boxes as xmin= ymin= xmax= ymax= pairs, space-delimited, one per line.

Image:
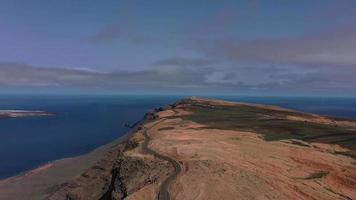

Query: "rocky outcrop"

xmin=48 ymin=108 xmax=173 ymax=200
xmin=50 ymin=138 xmax=172 ymax=200
xmin=100 ymin=155 xmax=171 ymax=200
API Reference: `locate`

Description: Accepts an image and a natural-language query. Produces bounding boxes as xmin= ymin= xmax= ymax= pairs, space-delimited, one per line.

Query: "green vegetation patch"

xmin=290 ymin=140 xmax=312 ymax=147
xmin=158 ymin=127 xmax=175 ymax=131
xmin=182 ymin=103 xmax=356 ymax=152
xmin=124 ymin=139 xmax=139 ymax=151
xmin=304 ymin=171 xmax=329 ymax=179
xmin=332 ymin=150 xmax=356 ymax=159
xmin=231 ymin=137 xmax=241 ymax=141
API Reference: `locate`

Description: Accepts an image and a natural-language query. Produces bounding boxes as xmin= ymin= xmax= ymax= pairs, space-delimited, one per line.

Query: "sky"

xmin=0 ymin=0 xmax=356 ymax=96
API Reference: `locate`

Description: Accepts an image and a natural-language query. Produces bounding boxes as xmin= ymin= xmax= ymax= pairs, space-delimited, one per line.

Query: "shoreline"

xmin=51 ymin=97 xmax=356 ymax=199
xmin=0 ymin=114 xmax=148 ymax=200
xmin=2 ymin=97 xmax=356 ymax=199
xmin=0 ymin=114 xmax=146 ymax=181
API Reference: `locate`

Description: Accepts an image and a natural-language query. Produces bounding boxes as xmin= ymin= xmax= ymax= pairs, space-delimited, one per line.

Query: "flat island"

xmin=0 ymin=110 xmax=52 ymax=118
xmin=1 ymin=97 xmax=356 ymax=200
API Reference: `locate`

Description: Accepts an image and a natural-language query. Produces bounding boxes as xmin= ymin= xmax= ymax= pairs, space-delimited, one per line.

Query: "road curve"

xmin=142 ymin=127 xmax=182 ymax=200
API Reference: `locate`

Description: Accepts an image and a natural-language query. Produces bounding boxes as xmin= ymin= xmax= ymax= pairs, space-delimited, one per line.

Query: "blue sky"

xmin=1 ymin=0 xmax=356 ymax=96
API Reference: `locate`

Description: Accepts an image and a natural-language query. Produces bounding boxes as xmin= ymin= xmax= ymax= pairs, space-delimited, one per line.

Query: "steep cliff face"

xmin=100 ymin=154 xmax=172 ymax=200
xmin=48 ymin=108 xmax=174 ymax=200
xmin=49 ymin=97 xmax=356 ymax=200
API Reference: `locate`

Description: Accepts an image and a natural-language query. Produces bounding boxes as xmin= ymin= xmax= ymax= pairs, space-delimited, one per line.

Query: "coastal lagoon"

xmin=0 ymin=95 xmax=355 ymax=179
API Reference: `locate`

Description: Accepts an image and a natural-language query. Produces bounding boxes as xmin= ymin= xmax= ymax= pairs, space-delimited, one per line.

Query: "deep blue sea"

xmin=0 ymin=95 xmax=355 ymax=179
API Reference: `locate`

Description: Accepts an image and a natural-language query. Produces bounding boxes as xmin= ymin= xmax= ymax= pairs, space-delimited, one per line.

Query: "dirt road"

xmin=142 ymin=127 xmax=181 ymax=200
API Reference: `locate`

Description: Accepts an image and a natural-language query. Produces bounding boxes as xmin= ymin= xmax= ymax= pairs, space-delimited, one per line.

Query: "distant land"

xmin=0 ymin=110 xmax=52 ymax=118
xmin=1 ymin=97 xmax=355 ymax=200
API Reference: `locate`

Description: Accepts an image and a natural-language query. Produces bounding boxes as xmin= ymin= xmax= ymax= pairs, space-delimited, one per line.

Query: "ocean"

xmin=0 ymin=95 xmax=355 ymax=179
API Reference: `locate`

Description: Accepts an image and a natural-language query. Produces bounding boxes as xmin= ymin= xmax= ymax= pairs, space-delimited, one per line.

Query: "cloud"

xmin=85 ymin=22 xmax=149 ymax=43
xmin=84 ymin=2 xmax=150 ymax=44
xmin=270 ymin=65 xmax=356 ymax=90
xmin=152 ymin=57 xmax=218 ymax=67
xmin=86 ymin=22 xmax=127 ymax=43
xmin=0 ymin=62 xmax=99 ymax=87
xmin=1 ymin=61 xmax=355 ymax=95
xmin=198 ymin=26 xmax=356 ymax=67
xmin=0 ymin=62 xmax=213 ymax=90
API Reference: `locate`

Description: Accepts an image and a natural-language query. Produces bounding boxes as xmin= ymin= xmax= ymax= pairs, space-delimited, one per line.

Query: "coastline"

xmin=1 ymin=97 xmax=356 ymax=199
xmin=0 ymin=114 xmax=147 ymax=200
xmin=54 ymin=97 xmax=355 ymax=199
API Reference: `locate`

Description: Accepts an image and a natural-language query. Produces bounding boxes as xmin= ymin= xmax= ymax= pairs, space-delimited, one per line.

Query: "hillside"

xmin=49 ymin=97 xmax=356 ymax=200
xmin=2 ymin=97 xmax=356 ymax=200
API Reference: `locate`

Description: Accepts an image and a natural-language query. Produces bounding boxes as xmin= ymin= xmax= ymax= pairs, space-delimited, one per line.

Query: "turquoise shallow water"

xmin=0 ymin=95 xmax=355 ymax=179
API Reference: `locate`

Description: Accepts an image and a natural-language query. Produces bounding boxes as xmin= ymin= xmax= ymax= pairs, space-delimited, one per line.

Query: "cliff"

xmin=3 ymin=97 xmax=356 ymax=200
xmin=48 ymin=97 xmax=356 ymax=200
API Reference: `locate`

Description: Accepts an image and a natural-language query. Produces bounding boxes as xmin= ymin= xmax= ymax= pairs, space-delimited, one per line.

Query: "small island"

xmin=0 ymin=110 xmax=53 ymax=118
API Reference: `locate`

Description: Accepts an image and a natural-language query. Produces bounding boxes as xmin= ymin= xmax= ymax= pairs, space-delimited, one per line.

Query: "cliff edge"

xmin=4 ymin=97 xmax=356 ymax=200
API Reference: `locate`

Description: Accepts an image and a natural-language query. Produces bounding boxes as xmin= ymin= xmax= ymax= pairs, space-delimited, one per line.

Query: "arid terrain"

xmin=1 ymin=97 xmax=356 ymax=200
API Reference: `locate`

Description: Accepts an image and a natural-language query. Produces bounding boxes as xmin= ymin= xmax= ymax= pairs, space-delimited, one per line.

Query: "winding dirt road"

xmin=142 ymin=127 xmax=181 ymax=200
